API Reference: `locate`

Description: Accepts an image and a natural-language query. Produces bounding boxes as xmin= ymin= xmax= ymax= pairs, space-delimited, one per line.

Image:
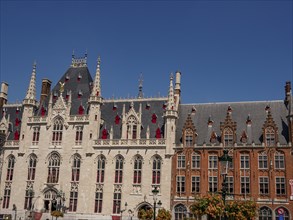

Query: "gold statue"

xmin=59 ymin=81 xmax=65 ymax=93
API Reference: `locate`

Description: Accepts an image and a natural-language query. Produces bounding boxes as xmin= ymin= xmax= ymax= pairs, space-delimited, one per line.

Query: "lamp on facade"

xmin=218 ymin=149 xmax=232 ymax=220
xmin=152 ymin=186 xmax=162 ymax=220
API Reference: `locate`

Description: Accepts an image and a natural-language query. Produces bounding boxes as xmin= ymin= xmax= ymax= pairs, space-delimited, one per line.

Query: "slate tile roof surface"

xmin=176 ymin=100 xmax=289 ymax=146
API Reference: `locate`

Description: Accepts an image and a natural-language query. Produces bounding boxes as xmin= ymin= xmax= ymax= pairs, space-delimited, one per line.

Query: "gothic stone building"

xmin=0 ymin=54 xmax=292 ymax=220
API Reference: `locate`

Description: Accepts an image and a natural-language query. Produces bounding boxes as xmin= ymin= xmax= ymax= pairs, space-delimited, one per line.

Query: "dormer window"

xmin=146 ymin=103 xmax=150 ymax=110
xmin=101 ymin=129 xmax=108 ymax=139
xmin=223 ymin=127 xmax=234 ymax=146
xmin=14 ymin=130 xmax=19 ymax=141
xmin=155 ymin=127 xmax=161 ymax=139
xmin=185 ymin=128 xmax=193 ymax=147
xmin=41 ymin=106 xmax=46 ymax=116
xmin=115 ymin=115 xmax=120 ymax=125
xmin=78 ymin=105 xmax=84 ymax=115
xmin=15 ymin=118 xmax=20 ymax=127
xmin=265 ymin=126 xmax=275 ymax=146
xmin=240 ymin=131 xmax=247 ymax=144
xmin=151 ymin=113 xmax=157 ymax=124
xmin=78 ymin=90 xmax=83 ymax=99
xmin=127 ymin=116 xmax=138 ymax=139
xmin=210 ymin=131 xmax=217 ymax=144
xmin=65 ymin=74 xmax=70 ymax=82
xmin=77 ymin=73 xmax=82 ymax=81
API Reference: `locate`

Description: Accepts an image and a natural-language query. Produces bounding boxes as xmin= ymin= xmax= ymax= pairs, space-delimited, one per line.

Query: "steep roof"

xmin=100 ymin=99 xmax=167 ymax=139
xmin=176 ymin=100 xmax=289 ymax=146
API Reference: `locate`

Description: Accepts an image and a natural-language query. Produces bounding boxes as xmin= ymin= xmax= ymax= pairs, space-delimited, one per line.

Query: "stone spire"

xmin=91 ymin=56 xmax=101 ymax=97
xmin=137 ymin=74 xmax=143 ymax=99
xmin=24 ymin=62 xmax=37 ymax=102
xmin=167 ymin=73 xmax=175 ymax=110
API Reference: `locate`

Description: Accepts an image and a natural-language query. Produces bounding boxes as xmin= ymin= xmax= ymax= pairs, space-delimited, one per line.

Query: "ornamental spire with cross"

xmin=167 ymin=73 xmax=175 ymax=110
xmin=137 ymin=73 xmax=143 ymax=99
xmin=91 ymin=56 xmax=101 ymax=97
xmin=24 ymin=61 xmax=37 ymax=101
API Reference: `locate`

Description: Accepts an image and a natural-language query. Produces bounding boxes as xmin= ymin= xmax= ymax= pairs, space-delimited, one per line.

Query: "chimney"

xmin=40 ymin=79 xmax=52 ymax=104
xmin=284 ymin=81 xmax=291 ymax=105
xmin=0 ymin=82 xmax=9 ymax=107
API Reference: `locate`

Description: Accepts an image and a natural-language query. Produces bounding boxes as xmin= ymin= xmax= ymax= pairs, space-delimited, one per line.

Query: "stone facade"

xmin=0 ymin=54 xmax=292 ymax=220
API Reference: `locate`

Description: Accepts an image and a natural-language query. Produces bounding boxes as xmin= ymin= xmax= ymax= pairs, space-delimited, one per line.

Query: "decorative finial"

xmin=59 ymin=81 xmax=65 ymax=93
xmin=170 ymin=72 xmax=173 ymax=80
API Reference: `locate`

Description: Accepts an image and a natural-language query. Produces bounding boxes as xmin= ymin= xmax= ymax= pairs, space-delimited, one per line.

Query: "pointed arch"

xmin=52 ymin=117 xmax=64 ymax=145
xmin=151 ymin=155 xmax=162 ymax=187
xmin=133 ymin=155 xmax=143 ymax=184
xmin=47 ymin=152 xmax=60 ymax=184
xmin=27 ymin=153 xmax=37 ymax=181
xmin=114 ymin=155 xmax=124 ymax=183
xmin=173 ymin=203 xmax=187 ymax=220
xmin=71 ymin=154 xmax=81 ymax=182
xmin=96 ymin=154 xmax=106 ymax=184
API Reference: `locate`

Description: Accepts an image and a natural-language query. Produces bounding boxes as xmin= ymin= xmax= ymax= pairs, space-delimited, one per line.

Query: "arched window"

xmin=265 ymin=126 xmax=275 ymax=146
xmin=259 ymin=206 xmax=272 ymax=220
xmin=97 ymin=155 xmax=106 ymax=183
xmin=174 ymin=204 xmax=187 ymax=220
xmin=47 ymin=153 xmax=60 ymax=183
xmin=6 ymin=155 xmax=15 ymax=181
xmin=27 ymin=154 xmax=37 ymax=181
xmin=127 ymin=116 xmax=138 ymax=139
xmin=223 ymin=127 xmax=233 ymax=146
xmin=114 ymin=155 xmax=124 ymax=183
xmin=52 ymin=118 xmax=63 ymax=145
xmin=75 ymin=126 xmax=83 ymax=145
xmin=152 ymin=156 xmax=161 ymax=186
xmin=32 ymin=126 xmax=40 ymax=145
xmin=275 ymin=207 xmax=289 ymax=220
xmin=133 ymin=155 xmax=142 ymax=184
xmin=71 ymin=154 xmax=81 ymax=182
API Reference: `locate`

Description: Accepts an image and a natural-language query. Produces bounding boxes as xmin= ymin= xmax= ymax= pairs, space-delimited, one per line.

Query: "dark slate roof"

xmin=0 ymin=105 xmax=23 ymax=140
xmin=100 ymin=99 xmax=167 ymax=139
xmin=176 ymin=100 xmax=289 ymax=146
xmin=38 ymin=66 xmax=93 ymax=116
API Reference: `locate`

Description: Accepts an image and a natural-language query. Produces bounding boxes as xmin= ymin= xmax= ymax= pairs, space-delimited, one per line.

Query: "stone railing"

xmin=94 ymin=138 xmax=166 ymax=147
xmin=4 ymin=140 xmax=20 ymax=147
xmin=68 ymin=115 xmax=89 ymax=122
xmin=28 ymin=116 xmax=47 ymax=123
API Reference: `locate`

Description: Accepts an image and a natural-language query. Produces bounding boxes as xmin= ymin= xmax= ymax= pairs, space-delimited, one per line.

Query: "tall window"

xmin=240 ymin=154 xmax=250 ymax=169
xmin=97 ymin=155 xmax=106 ymax=183
xmin=185 ymin=128 xmax=193 ymax=147
xmin=27 ymin=154 xmax=37 ymax=181
xmin=174 ymin=204 xmax=187 ymax=220
xmin=112 ymin=192 xmax=121 ymax=214
xmin=71 ymin=154 xmax=81 ymax=182
xmin=191 ymin=152 xmax=200 ymax=169
xmin=177 ymin=154 xmax=185 ymax=169
xmin=6 ymin=156 xmax=15 ymax=181
xmin=258 ymin=153 xmax=268 ymax=169
xmin=259 ymin=177 xmax=269 ymax=195
xmin=265 ymin=126 xmax=275 ymax=146
xmin=69 ymin=190 xmax=78 ymax=212
xmin=2 ymin=184 xmax=11 ymax=209
xmin=275 ymin=152 xmax=285 ymax=169
xmin=276 ymin=177 xmax=286 ymax=196
xmin=133 ymin=156 xmax=142 ymax=184
xmin=176 ymin=176 xmax=185 ymax=193
xmin=114 ymin=155 xmax=124 ymax=184
xmin=227 ymin=176 xmax=234 ymax=194
xmin=209 ymin=176 xmax=218 ymax=192
xmin=52 ymin=118 xmax=63 ymax=145
xmin=241 ymin=177 xmax=250 ymax=194
xmin=259 ymin=207 xmax=272 ymax=220
xmin=208 ymin=155 xmax=218 ymax=169
xmin=223 ymin=127 xmax=233 ymax=146
xmin=127 ymin=116 xmax=138 ymax=139
xmin=47 ymin=153 xmax=60 ymax=183
xmin=191 ymin=176 xmax=200 ymax=194
xmin=152 ymin=156 xmax=161 ymax=186
xmin=75 ymin=126 xmax=83 ymax=145
xmin=24 ymin=188 xmax=34 ymax=210
xmin=32 ymin=126 xmax=40 ymax=145
xmin=94 ymin=190 xmax=103 ymax=213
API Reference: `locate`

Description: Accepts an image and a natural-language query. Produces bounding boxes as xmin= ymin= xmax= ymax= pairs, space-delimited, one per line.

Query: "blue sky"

xmin=0 ymin=0 xmax=292 ymax=104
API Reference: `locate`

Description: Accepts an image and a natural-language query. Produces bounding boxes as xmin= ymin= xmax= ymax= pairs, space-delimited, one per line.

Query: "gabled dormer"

xmin=182 ymin=113 xmax=197 ymax=147
xmin=220 ymin=106 xmax=237 ymax=147
xmin=122 ymin=102 xmax=142 ymax=140
xmin=262 ymin=106 xmax=278 ymax=147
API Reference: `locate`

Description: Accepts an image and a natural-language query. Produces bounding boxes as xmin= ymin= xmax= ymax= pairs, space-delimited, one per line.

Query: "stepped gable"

xmin=0 ymin=105 xmax=23 ymax=140
xmin=100 ymin=99 xmax=167 ymax=139
xmin=176 ymin=100 xmax=289 ymax=146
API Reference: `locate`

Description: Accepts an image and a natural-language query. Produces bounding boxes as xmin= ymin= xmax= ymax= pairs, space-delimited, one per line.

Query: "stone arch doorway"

xmin=136 ymin=202 xmax=152 ymax=220
xmin=43 ymin=188 xmax=58 ymax=213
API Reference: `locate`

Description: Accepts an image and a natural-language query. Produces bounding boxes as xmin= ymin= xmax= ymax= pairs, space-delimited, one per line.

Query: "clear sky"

xmin=0 ymin=0 xmax=292 ymax=104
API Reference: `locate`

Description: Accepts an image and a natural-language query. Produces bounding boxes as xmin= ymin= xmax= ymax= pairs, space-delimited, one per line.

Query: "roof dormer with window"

xmin=182 ymin=114 xmax=197 ymax=147
xmin=262 ymin=107 xmax=278 ymax=147
xmin=220 ymin=106 xmax=237 ymax=147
